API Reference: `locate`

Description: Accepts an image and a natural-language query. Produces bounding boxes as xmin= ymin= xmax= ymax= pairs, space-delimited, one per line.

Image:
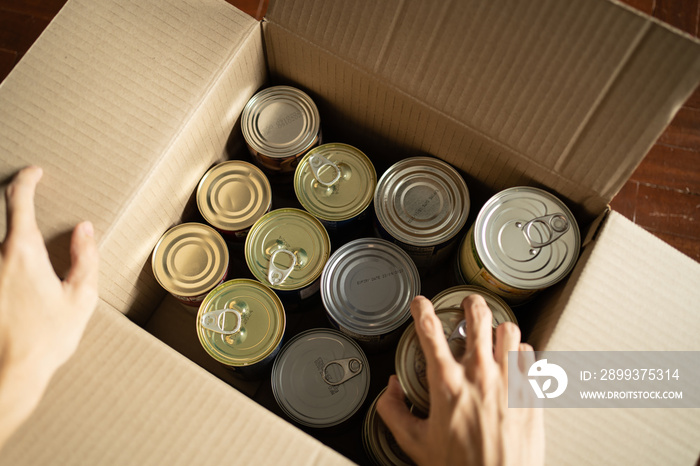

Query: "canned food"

xmin=431 ymin=285 xmax=518 ymax=328
xmin=271 ymin=329 xmax=370 ymax=428
xmin=241 ymin=85 xmax=321 ymax=175
xmin=152 ymin=222 xmax=229 ymax=308
xmin=196 ymin=160 xmax=272 ymax=240
xmin=457 ymin=187 xmax=580 ymax=305
xmin=395 ymin=308 xmax=465 ymax=414
xmin=362 ymin=388 xmax=416 ymax=466
xmin=374 ymin=156 xmax=470 ymax=271
xmin=294 ymin=143 xmax=376 ymax=234
xmin=321 ymin=238 xmax=420 ymax=352
xmin=196 ymin=279 xmax=285 ymax=378
xmin=245 ymin=208 xmax=330 ymax=304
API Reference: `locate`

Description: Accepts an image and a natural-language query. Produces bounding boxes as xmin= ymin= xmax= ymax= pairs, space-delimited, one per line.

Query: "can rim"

xmin=431 ymin=285 xmax=518 ymax=327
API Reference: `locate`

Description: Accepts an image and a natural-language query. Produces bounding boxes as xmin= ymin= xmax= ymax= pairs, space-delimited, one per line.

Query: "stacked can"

xmin=362 ymin=388 xmax=416 ymax=466
xmin=196 ymin=160 xmax=272 ymax=241
xmin=241 ymin=85 xmax=321 ymax=176
xmin=196 ymin=279 xmax=285 ymax=378
xmin=151 ymin=222 xmax=229 ymax=309
xmin=457 ymin=187 xmax=580 ymax=305
xmin=321 ymin=238 xmax=421 ymax=352
xmin=245 ymin=208 xmax=330 ymax=306
xmin=374 ymin=156 xmax=470 ymax=271
xmin=271 ymin=329 xmax=370 ymax=428
xmin=294 ymin=143 xmax=376 ymax=238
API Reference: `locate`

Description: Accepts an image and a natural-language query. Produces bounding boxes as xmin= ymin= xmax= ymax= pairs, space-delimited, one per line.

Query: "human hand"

xmin=377 ymin=295 xmax=544 ymax=466
xmin=0 ymin=166 xmax=99 ymax=446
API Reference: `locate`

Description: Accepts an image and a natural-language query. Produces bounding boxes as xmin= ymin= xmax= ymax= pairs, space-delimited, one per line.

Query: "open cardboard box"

xmin=1 ymin=0 xmax=699 ymax=464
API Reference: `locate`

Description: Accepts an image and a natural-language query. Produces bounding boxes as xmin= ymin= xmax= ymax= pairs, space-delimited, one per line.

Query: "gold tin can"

xmin=245 ymin=208 xmax=331 ymax=304
xmin=431 ymin=285 xmax=518 ymax=328
xmin=374 ymin=156 xmax=470 ymax=271
xmin=395 ymin=308 xmax=465 ymax=415
xmin=294 ymin=143 xmax=376 ymax=233
xmin=457 ymin=187 xmax=580 ymax=305
xmin=196 ymin=160 xmax=272 ymax=241
xmin=362 ymin=388 xmax=416 ymax=466
xmin=152 ymin=222 xmax=229 ymax=308
xmin=241 ymin=85 xmax=321 ymax=175
xmin=196 ymin=279 xmax=285 ymax=377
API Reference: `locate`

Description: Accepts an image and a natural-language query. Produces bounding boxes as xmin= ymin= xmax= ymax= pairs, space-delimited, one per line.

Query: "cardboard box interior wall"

xmin=0 ymin=0 xmax=699 ymax=464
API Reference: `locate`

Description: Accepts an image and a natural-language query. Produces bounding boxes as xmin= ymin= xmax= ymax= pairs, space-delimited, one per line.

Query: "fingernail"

xmin=82 ymin=221 xmax=94 ymax=237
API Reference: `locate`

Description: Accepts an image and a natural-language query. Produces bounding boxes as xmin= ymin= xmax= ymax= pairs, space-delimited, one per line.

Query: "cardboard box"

xmin=1 ymin=0 xmax=699 ymax=464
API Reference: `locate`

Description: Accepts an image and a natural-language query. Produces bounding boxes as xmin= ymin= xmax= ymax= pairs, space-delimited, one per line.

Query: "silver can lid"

xmin=474 ymin=187 xmax=580 ymax=290
xmin=271 ymin=329 xmax=370 ymax=428
xmin=241 ymin=85 xmax=321 ymax=159
xmin=431 ymin=285 xmax=518 ymax=328
xmin=321 ymin=238 xmax=421 ymax=336
xmin=374 ymin=156 xmax=469 ymax=246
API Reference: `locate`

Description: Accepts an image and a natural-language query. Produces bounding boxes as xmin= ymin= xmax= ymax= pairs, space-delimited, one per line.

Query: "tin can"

xmin=241 ymin=85 xmax=321 ymax=175
xmin=374 ymin=156 xmax=470 ymax=271
xmin=431 ymin=285 xmax=518 ymax=328
xmin=395 ymin=308 xmax=465 ymax=415
xmin=321 ymin=238 xmax=420 ymax=352
xmin=294 ymin=143 xmax=376 ymax=235
xmin=457 ymin=187 xmax=580 ymax=305
xmin=196 ymin=160 xmax=272 ymax=241
xmin=245 ymin=208 xmax=331 ymax=305
xmin=362 ymin=388 xmax=416 ymax=466
xmin=196 ymin=279 xmax=285 ymax=378
xmin=151 ymin=222 xmax=229 ymax=308
xmin=271 ymin=329 xmax=370 ymax=428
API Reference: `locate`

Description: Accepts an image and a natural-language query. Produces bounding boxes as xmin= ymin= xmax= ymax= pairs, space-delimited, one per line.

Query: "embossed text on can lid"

xmin=374 ymin=156 xmax=470 ymax=246
xmin=474 ymin=187 xmax=580 ymax=290
xmin=396 ymin=308 xmax=465 ymax=414
xmin=196 ymin=279 xmax=285 ymax=367
xmin=271 ymin=329 xmax=370 ymax=428
xmin=245 ymin=208 xmax=330 ymax=291
xmin=152 ymin=222 xmax=229 ymax=298
xmin=431 ymin=285 xmax=518 ymax=328
xmin=321 ymin=238 xmax=420 ymax=336
xmin=196 ymin=160 xmax=272 ymax=233
xmin=241 ymin=86 xmax=321 ymax=159
xmin=294 ymin=143 xmax=377 ymax=222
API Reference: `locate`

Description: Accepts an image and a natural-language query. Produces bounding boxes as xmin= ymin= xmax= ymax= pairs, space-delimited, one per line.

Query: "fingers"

xmin=411 ymin=296 xmax=461 ymax=386
xmin=376 ymin=376 xmax=424 ymax=459
xmin=64 ymin=221 xmax=99 ymax=312
xmin=462 ymin=295 xmax=494 ymax=369
xmin=5 ymin=166 xmax=43 ymax=239
xmin=518 ymin=342 xmax=536 ymax=374
xmin=494 ymin=322 xmax=522 ymax=385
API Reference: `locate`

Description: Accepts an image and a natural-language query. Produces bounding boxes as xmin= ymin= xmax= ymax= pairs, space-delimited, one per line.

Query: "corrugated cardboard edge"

xmin=0 ymin=300 xmax=354 ymax=465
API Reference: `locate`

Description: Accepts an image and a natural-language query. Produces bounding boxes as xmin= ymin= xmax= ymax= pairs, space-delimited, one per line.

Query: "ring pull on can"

xmin=322 ymin=358 xmax=364 ymax=386
xmin=200 ymin=308 xmax=243 ymax=335
xmin=268 ymin=249 xmax=297 ymax=286
xmin=309 ymin=154 xmax=341 ymax=187
xmin=521 ymin=213 xmax=570 ymax=249
xmin=447 ymin=320 xmax=466 ymax=344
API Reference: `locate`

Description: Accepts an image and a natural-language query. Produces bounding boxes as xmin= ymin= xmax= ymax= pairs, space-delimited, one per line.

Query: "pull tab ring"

xmin=521 ymin=213 xmax=570 ymax=249
xmin=200 ymin=308 xmax=242 ymax=335
xmin=309 ymin=154 xmax=341 ymax=187
xmin=321 ymin=358 xmax=363 ymax=386
xmin=447 ymin=320 xmax=466 ymax=344
xmin=268 ymin=248 xmax=297 ymax=286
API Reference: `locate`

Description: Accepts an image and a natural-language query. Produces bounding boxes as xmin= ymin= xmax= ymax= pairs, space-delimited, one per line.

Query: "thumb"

xmin=63 ymin=221 xmax=99 ymax=312
xmin=376 ymin=375 xmax=424 ymax=461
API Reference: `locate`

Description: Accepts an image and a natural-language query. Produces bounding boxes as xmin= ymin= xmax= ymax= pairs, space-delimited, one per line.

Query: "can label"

xmin=458 ymin=226 xmax=536 ymax=305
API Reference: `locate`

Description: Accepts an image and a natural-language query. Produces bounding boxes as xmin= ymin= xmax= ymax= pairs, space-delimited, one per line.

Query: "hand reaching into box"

xmin=377 ymin=295 xmax=545 ymax=466
xmin=0 ymin=166 xmax=99 ymax=448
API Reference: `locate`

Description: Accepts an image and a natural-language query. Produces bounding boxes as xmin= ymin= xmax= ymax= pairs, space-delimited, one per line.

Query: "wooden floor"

xmin=1 ymin=0 xmax=698 ymax=262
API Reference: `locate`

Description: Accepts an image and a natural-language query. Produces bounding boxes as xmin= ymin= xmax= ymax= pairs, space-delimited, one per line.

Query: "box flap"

xmin=0 ymin=300 xmax=353 ymax=465
xmin=265 ymin=0 xmax=700 ymax=220
xmin=0 ymin=0 xmax=267 ymax=322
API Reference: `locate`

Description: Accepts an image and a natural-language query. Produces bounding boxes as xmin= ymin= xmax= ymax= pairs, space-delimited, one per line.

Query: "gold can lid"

xmin=395 ymin=308 xmax=465 ymax=414
xmin=152 ymin=222 xmax=229 ymax=298
xmin=431 ymin=285 xmax=518 ymax=327
xmin=196 ymin=279 xmax=285 ymax=367
xmin=196 ymin=160 xmax=272 ymax=233
xmin=294 ymin=143 xmax=377 ymax=221
xmin=245 ymin=208 xmax=331 ymax=291
xmin=241 ymin=86 xmax=321 ymax=159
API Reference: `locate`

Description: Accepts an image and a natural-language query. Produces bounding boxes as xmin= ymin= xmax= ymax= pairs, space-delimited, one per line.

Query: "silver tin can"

xmin=457 ymin=187 xmax=580 ymax=305
xmin=321 ymin=238 xmax=421 ymax=352
xmin=431 ymin=285 xmax=518 ymax=328
xmin=271 ymin=329 xmax=370 ymax=429
xmin=241 ymin=85 xmax=321 ymax=175
xmin=362 ymin=388 xmax=416 ymax=466
xmin=374 ymin=156 xmax=470 ymax=271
